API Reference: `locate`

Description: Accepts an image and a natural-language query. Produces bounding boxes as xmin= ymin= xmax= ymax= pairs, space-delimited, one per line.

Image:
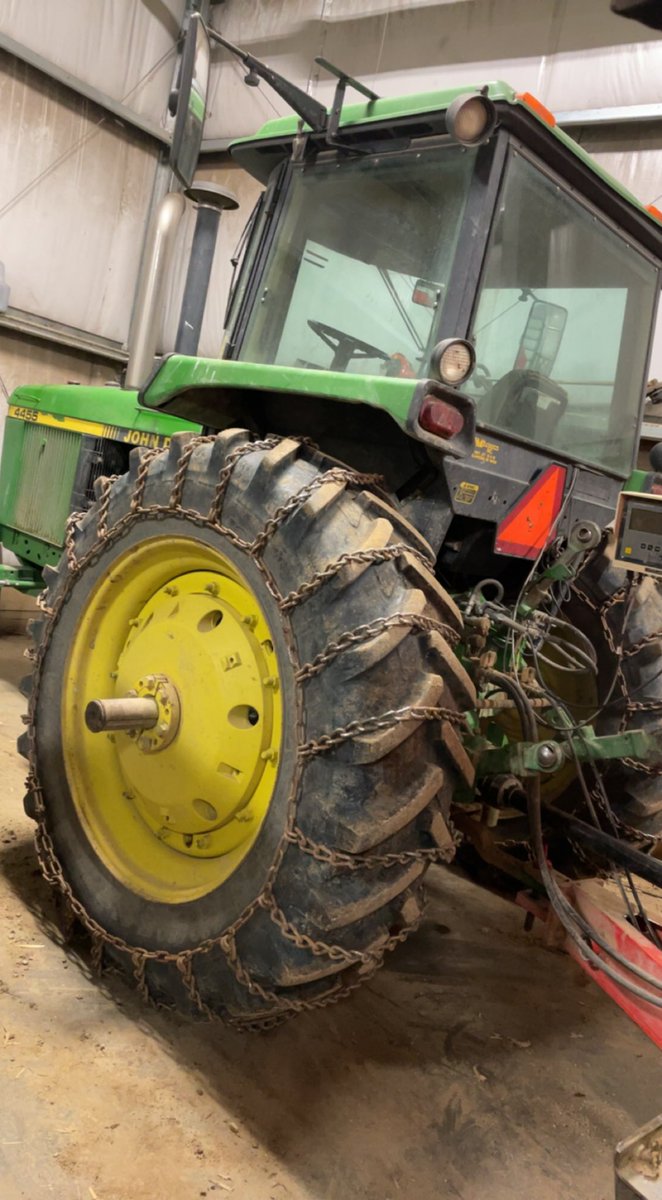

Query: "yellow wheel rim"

xmin=62 ymin=536 xmax=283 ymax=903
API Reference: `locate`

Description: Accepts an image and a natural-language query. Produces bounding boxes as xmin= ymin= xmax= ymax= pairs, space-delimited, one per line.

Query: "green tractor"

xmin=11 ymin=31 xmax=662 ymax=1031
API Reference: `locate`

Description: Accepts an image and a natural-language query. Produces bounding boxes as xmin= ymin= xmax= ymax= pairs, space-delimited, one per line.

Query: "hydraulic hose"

xmin=482 ymin=670 xmax=662 ymax=1006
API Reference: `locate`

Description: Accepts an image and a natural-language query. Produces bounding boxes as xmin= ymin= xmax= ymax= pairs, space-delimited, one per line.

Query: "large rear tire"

xmin=20 ymin=432 xmax=475 ymax=1027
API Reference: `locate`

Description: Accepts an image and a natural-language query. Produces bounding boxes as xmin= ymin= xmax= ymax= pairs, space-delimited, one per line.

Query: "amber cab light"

xmin=516 ymin=91 xmax=557 ymax=128
xmin=419 ymin=396 xmax=465 ymax=440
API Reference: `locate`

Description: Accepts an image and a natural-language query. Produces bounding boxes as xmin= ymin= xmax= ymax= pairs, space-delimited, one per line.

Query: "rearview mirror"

xmin=516 ymin=299 xmax=567 ymax=375
xmin=412 ymin=279 xmax=443 ymax=309
xmin=169 ymin=14 xmax=210 ymax=189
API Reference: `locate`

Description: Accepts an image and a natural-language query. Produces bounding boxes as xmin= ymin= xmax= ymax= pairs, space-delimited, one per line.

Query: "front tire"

xmin=20 ymin=432 xmax=475 ymax=1027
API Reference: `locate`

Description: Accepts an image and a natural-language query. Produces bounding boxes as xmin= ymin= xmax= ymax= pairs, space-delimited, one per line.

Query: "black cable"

xmin=510 ymin=635 xmax=662 ymax=947
xmin=507 ymin=467 xmax=580 ymax=671
xmin=562 ymin=727 xmax=662 ymax=947
xmin=482 ymin=670 xmax=662 ymax=1004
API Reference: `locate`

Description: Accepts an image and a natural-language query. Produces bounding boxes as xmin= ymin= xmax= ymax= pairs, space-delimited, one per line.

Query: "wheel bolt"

xmin=536 ymin=741 xmax=563 ymax=771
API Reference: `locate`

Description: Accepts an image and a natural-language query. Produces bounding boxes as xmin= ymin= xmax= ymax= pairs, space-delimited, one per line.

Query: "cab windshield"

xmin=464 ymin=150 xmax=658 ymax=475
xmin=237 ymin=144 xmax=476 ymax=379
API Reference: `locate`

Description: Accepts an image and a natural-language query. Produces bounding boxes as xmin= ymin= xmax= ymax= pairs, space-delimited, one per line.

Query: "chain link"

xmin=280 ymin=542 xmax=434 ymax=611
xmin=63 ymin=510 xmax=85 ymax=573
xmin=130 ymin=448 xmax=162 ymax=514
xmin=296 ymin=612 xmax=459 ymax=682
xmin=207 ymin=437 xmax=280 ymax=524
xmin=300 ymin=705 xmax=464 ymax=759
xmin=170 ymin=435 xmax=216 ymax=507
xmin=23 ymin=434 xmax=451 ymax=1030
xmin=285 ymin=825 xmax=455 ymax=869
xmin=250 ymin=466 xmax=384 ymax=556
xmin=96 ymin=475 xmax=118 ymax=539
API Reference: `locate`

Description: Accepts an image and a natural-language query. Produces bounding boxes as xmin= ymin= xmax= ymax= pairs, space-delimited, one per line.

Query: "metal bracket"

xmin=314 ymin=57 xmax=379 ymax=146
xmin=474 ymin=727 xmax=662 ymax=779
xmin=0 ymin=563 xmax=43 ymax=595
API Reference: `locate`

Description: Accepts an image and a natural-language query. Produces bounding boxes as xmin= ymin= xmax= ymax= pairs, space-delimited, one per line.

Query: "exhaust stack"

xmin=175 ymin=182 xmax=239 ymax=357
xmin=125 ymin=192 xmax=186 ymax=391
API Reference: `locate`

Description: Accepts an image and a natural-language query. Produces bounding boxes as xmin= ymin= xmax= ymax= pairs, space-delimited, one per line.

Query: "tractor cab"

xmin=224 ymin=85 xmax=661 ymax=485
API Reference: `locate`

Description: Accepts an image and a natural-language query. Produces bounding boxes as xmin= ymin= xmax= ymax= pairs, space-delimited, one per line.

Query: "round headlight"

xmin=431 ymin=338 xmax=475 ymax=386
xmin=445 ymin=92 xmax=497 ymax=146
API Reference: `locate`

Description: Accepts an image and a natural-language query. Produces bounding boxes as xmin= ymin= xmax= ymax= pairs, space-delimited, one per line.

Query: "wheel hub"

xmin=114 ymin=570 xmax=279 ymax=854
xmin=127 ymin=674 xmax=181 ymax=754
xmin=62 ymin=539 xmax=283 ymax=902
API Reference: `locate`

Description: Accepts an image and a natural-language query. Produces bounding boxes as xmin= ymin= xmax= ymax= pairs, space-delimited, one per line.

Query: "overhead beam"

xmin=0 ymin=32 xmax=171 ymax=148
xmin=557 ymin=102 xmax=662 ymax=128
xmin=0 ymin=307 xmax=127 ymax=363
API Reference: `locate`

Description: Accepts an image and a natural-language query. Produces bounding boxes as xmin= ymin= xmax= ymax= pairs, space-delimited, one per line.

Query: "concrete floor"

xmin=0 ymin=632 xmax=660 ymax=1200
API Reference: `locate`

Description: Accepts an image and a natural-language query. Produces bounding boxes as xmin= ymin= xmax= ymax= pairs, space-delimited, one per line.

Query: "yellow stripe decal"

xmin=8 ymin=405 xmax=173 ymax=449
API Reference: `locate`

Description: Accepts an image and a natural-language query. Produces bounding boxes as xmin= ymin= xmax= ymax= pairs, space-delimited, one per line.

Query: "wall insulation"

xmin=0 ymin=50 xmax=160 ymax=344
xmin=0 ymin=0 xmax=185 ymax=125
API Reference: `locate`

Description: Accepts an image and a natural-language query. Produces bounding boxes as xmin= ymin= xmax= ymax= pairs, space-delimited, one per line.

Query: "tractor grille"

xmin=13 ymin=424 xmax=81 ymax=546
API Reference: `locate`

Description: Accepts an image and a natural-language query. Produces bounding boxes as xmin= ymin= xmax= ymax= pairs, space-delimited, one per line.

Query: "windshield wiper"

xmin=208 ymin=33 xmax=380 ymax=148
xmin=208 ymin=30 xmax=328 ymax=133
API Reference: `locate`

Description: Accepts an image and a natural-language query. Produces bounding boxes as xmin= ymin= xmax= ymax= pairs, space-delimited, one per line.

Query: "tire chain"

xmin=296 ymin=613 xmax=460 ymax=682
xmin=570 ymin=571 xmax=660 ymax=844
xmin=24 ymin=433 xmax=466 ymax=1032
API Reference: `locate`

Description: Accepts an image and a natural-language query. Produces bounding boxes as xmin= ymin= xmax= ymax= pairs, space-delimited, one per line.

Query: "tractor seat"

xmin=488 ymin=368 xmax=568 ymax=445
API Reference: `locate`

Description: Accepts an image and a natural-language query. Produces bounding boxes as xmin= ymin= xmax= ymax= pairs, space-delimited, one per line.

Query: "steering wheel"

xmin=308 ymin=320 xmax=390 ymax=372
xmin=472 ymin=362 xmax=493 ymax=394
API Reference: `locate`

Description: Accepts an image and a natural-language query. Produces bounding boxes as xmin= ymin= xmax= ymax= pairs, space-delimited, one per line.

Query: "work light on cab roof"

xmin=445 ymin=91 xmax=498 ymax=145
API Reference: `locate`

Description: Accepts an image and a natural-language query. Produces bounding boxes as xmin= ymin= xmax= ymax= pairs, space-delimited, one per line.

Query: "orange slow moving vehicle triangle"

xmin=495 ymin=464 xmax=567 ymax=560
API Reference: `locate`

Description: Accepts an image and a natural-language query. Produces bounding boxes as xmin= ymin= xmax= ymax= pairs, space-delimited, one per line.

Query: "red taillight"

xmin=419 ymin=396 xmax=464 ymax=440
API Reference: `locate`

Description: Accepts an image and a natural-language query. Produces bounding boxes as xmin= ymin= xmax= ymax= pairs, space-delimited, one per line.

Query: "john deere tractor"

xmin=11 ymin=33 xmax=662 ymax=1028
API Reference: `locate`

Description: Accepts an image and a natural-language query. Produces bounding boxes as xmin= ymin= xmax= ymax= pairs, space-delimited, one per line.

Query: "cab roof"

xmin=229 ymin=79 xmax=662 ymax=248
